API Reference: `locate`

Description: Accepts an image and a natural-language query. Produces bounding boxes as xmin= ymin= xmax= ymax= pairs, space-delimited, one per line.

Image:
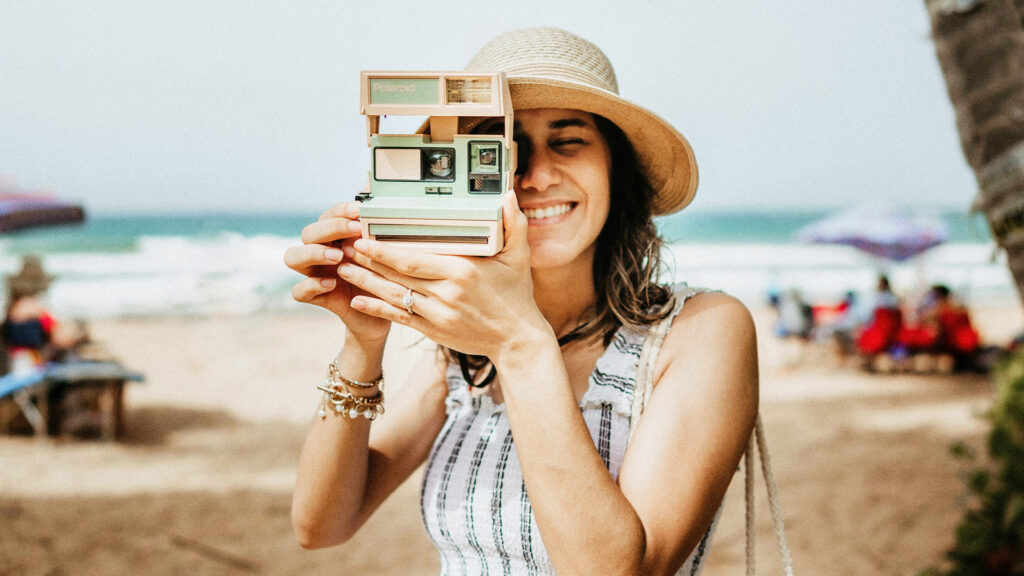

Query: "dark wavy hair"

xmin=446 ymin=114 xmax=675 ymax=384
xmin=585 ymin=114 xmax=674 ymax=344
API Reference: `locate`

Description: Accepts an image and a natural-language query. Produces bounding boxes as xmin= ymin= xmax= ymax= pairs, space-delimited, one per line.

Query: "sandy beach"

xmin=1 ymin=300 xmax=1021 ymax=576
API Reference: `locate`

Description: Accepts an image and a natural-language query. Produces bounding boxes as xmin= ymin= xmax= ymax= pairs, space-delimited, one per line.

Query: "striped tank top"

xmin=420 ymin=285 xmax=717 ymax=575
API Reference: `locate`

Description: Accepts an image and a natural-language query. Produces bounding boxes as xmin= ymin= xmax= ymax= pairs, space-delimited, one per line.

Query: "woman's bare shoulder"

xmin=654 ymin=290 xmax=758 ymax=393
xmin=672 ymin=291 xmax=755 ymax=342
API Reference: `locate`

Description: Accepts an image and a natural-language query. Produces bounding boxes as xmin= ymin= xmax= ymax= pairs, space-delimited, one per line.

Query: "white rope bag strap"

xmin=629 ymin=287 xmax=796 ymax=576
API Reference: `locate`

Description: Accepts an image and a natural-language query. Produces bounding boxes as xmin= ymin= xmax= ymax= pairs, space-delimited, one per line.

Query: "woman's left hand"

xmin=339 ymin=193 xmax=550 ymax=358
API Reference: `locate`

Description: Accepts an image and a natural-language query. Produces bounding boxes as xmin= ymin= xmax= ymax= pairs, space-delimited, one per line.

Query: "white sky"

xmin=0 ymin=1 xmax=977 ymax=215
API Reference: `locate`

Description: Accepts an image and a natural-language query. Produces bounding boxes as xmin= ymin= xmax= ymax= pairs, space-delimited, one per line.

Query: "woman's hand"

xmin=339 ymin=193 xmax=550 ymax=359
xmin=283 ymin=201 xmax=391 ymax=345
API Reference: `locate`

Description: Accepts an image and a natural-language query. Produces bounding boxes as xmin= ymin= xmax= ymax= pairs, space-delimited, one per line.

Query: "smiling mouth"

xmin=522 ymin=203 xmax=574 ymax=221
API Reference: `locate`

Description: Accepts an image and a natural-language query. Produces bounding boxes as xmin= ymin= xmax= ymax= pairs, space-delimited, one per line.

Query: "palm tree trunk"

xmin=925 ymin=0 xmax=1024 ymax=302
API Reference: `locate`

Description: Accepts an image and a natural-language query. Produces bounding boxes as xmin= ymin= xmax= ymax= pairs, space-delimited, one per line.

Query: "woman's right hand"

xmin=284 ymin=201 xmax=392 ymax=344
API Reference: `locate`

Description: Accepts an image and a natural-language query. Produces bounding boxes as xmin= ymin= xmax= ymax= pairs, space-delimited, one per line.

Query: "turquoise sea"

xmin=0 ymin=209 xmax=1009 ymax=319
xmin=0 ymin=209 xmax=994 ymax=254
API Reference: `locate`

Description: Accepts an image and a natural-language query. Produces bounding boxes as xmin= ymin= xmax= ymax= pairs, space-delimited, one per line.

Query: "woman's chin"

xmin=526 ymin=240 xmax=594 ymax=272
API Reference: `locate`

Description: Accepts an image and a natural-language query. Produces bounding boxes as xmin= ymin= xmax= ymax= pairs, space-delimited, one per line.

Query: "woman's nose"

xmin=514 ymin=147 xmax=560 ymax=193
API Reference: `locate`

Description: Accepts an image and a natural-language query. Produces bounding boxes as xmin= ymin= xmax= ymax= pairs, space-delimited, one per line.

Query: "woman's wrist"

xmin=491 ymin=321 xmax=559 ymax=374
xmin=317 ymin=335 xmax=388 ymax=421
xmin=337 ymin=331 xmax=387 ymax=383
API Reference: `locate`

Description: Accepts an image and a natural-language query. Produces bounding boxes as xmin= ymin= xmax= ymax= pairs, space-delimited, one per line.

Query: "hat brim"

xmin=6 ymin=276 xmax=53 ymax=295
xmin=505 ymin=77 xmax=697 ymax=215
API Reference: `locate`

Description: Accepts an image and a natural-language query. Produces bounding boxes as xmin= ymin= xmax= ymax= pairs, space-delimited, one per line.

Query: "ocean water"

xmin=658 ymin=210 xmax=1013 ymax=309
xmin=0 ymin=210 xmax=1012 ymax=320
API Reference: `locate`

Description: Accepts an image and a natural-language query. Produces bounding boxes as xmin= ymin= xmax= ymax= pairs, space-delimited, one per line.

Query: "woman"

xmin=1 ymin=255 xmax=83 ymax=373
xmin=285 ymin=27 xmax=758 ymax=576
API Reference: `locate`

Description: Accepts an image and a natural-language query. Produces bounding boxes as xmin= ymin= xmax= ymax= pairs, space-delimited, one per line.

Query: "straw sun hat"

xmin=6 ymin=255 xmax=53 ymax=298
xmin=463 ymin=26 xmax=698 ymax=215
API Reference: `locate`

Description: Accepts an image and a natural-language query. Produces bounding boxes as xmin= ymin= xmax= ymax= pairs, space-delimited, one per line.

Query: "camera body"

xmin=357 ymin=71 xmax=515 ymax=256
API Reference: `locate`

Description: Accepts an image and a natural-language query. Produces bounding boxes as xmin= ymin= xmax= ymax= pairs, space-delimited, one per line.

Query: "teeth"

xmin=524 ymin=203 xmax=572 ymax=220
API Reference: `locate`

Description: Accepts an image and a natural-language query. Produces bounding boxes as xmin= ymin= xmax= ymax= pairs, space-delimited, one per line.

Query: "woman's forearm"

xmin=292 ymin=336 xmax=449 ymax=549
xmin=291 ymin=333 xmax=385 ymax=548
xmin=493 ymin=334 xmax=649 ymax=575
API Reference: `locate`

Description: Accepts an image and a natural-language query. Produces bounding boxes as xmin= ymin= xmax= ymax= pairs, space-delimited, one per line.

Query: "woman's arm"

xmin=285 ymin=200 xmax=450 ymax=549
xmin=620 ymin=292 xmax=758 ymax=573
xmin=291 ymin=343 xmax=448 ymax=548
xmin=493 ymin=292 xmax=758 ymax=575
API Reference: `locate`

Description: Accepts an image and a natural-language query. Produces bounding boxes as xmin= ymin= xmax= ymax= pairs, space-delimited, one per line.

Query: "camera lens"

xmin=428 ymin=151 xmax=453 ymax=178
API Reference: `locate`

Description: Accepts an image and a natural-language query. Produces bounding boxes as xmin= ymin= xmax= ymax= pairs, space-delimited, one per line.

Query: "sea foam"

xmin=0 ymin=225 xmax=1014 ymax=320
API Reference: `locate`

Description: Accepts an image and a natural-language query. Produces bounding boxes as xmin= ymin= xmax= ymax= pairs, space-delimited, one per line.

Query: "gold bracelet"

xmin=329 ymin=359 xmax=383 ymax=390
xmin=319 ymin=384 xmax=383 ymax=406
xmin=316 ymin=385 xmax=385 ymax=420
xmin=316 ymin=361 xmax=385 ymax=420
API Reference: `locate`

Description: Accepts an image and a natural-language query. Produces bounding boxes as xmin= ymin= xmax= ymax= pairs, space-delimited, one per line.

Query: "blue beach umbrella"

xmin=796 ymin=204 xmax=949 ymax=262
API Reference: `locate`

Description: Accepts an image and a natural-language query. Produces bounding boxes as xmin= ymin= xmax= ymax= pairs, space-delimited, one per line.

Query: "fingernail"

xmin=353 ymin=239 xmax=367 ymax=252
xmin=350 ymin=297 xmax=367 ymax=310
xmin=325 ymin=248 xmax=343 ymax=262
xmin=337 ymin=265 xmax=351 ymax=278
xmin=347 ymin=221 xmax=362 ymax=233
xmin=320 ymin=278 xmax=336 ymax=289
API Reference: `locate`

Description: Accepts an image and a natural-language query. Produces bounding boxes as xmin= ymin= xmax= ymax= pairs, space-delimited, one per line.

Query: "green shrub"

xmin=925 ymin=348 xmax=1024 ymax=575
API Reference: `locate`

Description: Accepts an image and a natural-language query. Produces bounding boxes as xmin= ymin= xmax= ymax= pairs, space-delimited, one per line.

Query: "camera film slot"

xmin=362 ymin=218 xmax=502 ymax=256
xmin=373 ymin=234 xmax=489 ymax=245
xmin=368 ymin=223 xmax=490 ymax=243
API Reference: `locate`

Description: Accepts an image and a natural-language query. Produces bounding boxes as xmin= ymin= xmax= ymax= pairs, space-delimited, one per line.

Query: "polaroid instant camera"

xmin=356 ymin=71 xmax=515 ymax=256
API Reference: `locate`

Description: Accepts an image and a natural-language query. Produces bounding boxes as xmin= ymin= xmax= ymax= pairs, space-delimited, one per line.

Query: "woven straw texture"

xmin=466 ymin=27 xmax=698 ymax=215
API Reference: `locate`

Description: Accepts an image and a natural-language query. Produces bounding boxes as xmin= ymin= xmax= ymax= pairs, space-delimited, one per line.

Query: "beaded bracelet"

xmin=316 ymin=360 xmax=385 ymax=420
xmin=316 ymin=384 xmax=384 ymax=420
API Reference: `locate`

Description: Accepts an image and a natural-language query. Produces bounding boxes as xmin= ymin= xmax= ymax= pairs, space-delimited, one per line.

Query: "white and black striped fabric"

xmin=420 ymin=284 xmax=718 ymax=575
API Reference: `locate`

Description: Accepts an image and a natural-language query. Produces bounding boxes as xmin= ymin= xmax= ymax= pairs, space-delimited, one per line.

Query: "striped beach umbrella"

xmin=0 ymin=194 xmax=85 ymax=234
xmin=796 ymin=204 xmax=949 ymax=262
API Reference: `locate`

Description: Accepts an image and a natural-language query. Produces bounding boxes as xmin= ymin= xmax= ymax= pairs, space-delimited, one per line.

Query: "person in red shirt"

xmin=857 ymin=276 xmax=903 ymax=357
xmin=928 ymin=284 xmax=980 ymax=369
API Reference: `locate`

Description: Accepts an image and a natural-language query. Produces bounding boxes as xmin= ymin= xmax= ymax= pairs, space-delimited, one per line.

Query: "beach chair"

xmin=0 ymin=368 xmax=48 ymax=436
xmin=0 ymin=360 xmax=144 ymax=440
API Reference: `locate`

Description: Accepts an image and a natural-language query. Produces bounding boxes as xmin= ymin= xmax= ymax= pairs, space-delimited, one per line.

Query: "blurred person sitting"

xmin=0 ymin=256 xmax=83 ymax=374
xmin=927 ymin=284 xmax=980 ymax=371
xmin=857 ymin=275 xmax=904 ymax=370
xmin=814 ymin=290 xmax=864 ymax=360
xmin=893 ymin=287 xmax=940 ymax=366
xmin=772 ymin=288 xmax=813 ymax=340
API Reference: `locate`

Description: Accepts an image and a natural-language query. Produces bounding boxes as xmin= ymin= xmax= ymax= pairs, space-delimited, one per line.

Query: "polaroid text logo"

xmin=373 ymin=82 xmax=417 ymax=93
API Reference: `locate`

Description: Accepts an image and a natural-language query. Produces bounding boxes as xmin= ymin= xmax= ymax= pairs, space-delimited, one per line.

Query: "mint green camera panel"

xmin=368 ymin=78 xmax=439 ymax=106
xmin=365 ymin=134 xmax=506 ymax=221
